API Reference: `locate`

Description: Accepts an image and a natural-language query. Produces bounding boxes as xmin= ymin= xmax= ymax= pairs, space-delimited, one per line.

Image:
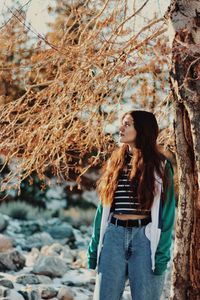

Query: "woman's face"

xmin=119 ymin=114 xmax=137 ymax=145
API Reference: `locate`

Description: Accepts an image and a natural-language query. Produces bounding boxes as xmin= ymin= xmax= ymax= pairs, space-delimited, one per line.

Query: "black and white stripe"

xmin=112 ymin=158 xmax=151 ymax=216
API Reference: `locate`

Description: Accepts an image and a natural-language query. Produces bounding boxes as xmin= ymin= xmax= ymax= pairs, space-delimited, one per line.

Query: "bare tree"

xmin=165 ymin=1 xmax=200 ymax=299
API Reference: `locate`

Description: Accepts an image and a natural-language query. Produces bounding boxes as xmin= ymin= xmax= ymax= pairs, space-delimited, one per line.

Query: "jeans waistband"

xmin=110 ymin=215 xmax=151 ymax=228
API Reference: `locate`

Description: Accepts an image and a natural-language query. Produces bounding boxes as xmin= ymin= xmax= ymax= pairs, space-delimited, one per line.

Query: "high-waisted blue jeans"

xmin=95 ymin=222 xmax=166 ymax=300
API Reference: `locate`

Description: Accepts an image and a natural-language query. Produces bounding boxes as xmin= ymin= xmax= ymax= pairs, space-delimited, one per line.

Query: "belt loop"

xmin=115 ymin=217 xmax=118 ymax=226
xmin=138 ymin=219 xmax=141 ymax=227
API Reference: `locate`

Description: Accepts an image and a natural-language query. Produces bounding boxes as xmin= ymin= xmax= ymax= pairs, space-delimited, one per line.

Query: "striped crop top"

xmin=111 ymin=151 xmax=151 ymax=216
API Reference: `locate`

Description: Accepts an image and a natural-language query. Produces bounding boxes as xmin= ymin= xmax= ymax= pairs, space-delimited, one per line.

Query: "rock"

xmin=12 ymin=237 xmax=26 ymax=250
xmin=0 ymin=279 xmax=14 ymax=289
xmin=0 ymin=235 xmax=13 ymax=252
xmin=73 ymin=228 xmax=89 ymax=248
xmin=36 ymin=275 xmax=52 ymax=284
xmin=0 ymin=214 xmax=8 ymax=232
xmin=26 ymin=248 xmax=40 ymax=267
xmin=82 ymin=190 xmax=99 ymax=206
xmin=6 ymin=289 xmax=25 ymax=300
xmin=46 ymin=184 xmax=66 ymax=203
xmin=0 ymin=250 xmax=25 ymax=271
xmin=29 ymin=290 xmax=40 ymax=300
xmin=25 ymin=233 xmax=54 ymax=250
xmin=57 ymin=287 xmax=74 ymax=300
xmin=41 ymin=243 xmax=74 ymax=264
xmin=45 ymin=223 xmax=74 ymax=240
xmin=6 ymin=219 xmax=21 ymax=235
xmin=32 ymin=256 xmax=67 ymax=277
xmin=38 ymin=286 xmax=57 ymax=299
xmin=20 ymin=222 xmax=41 ymax=236
xmin=80 ymin=225 xmax=90 ymax=234
xmin=72 ymin=249 xmax=87 ymax=268
xmin=18 ymin=290 xmax=40 ymax=300
xmin=16 ymin=274 xmax=40 ymax=285
xmin=0 ymin=286 xmax=8 ymax=297
xmin=62 ymin=269 xmax=94 ymax=288
xmin=18 ymin=291 xmax=29 ymax=300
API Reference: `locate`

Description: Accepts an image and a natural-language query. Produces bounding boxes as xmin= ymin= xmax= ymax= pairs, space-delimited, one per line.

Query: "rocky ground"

xmin=0 ymin=212 xmax=172 ymax=300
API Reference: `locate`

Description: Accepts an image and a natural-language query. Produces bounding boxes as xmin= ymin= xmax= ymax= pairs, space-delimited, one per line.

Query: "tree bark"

xmin=166 ymin=1 xmax=200 ymax=299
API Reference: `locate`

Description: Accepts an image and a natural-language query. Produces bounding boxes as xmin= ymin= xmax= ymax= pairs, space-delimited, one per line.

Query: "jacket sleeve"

xmin=154 ymin=159 xmax=176 ymax=275
xmin=87 ymin=202 xmax=103 ymax=269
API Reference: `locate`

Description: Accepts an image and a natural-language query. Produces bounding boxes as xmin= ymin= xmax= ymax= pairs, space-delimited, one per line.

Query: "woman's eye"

xmin=121 ymin=123 xmax=129 ymax=127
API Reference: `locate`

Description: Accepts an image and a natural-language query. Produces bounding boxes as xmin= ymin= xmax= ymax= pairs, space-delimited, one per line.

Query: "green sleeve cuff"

xmin=88 ymin=258 xmax=97 ymax=270
xmin=153 ymin=263 xmax=167 ymax=275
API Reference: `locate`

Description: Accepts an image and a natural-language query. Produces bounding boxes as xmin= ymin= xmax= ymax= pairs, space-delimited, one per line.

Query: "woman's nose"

xmin=120 ymin=125 xmax=125 ymax=132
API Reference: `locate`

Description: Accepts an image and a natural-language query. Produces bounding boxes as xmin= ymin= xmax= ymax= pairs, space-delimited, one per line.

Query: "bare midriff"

xmin=113 ymin=214 xmax=149 ymax=220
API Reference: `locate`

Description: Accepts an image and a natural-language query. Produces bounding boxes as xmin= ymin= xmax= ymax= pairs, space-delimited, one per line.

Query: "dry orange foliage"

xmin=0 ymin=0 xmax=174 ymax=192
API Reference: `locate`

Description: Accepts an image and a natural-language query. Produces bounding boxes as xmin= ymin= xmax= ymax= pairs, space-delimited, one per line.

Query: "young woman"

xmin=87 ymin=110 xmax=176 ymax=300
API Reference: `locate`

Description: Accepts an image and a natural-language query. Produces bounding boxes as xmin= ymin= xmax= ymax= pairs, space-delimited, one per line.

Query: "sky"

xmin=0 ymin=0 xmax=170 ymax=35
xmin=0 ymin=0 xmax=55 ymax=34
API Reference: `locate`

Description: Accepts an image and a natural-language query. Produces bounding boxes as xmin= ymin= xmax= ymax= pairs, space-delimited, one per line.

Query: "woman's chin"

xmin=119 ymin=137 xmax=126 ymax=143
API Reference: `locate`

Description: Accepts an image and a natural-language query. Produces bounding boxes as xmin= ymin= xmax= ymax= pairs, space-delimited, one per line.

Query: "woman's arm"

xmin=87 ymin=202 xmax=103 ymax=269
xmin=154 ymin=159 xmax=176 ymax=275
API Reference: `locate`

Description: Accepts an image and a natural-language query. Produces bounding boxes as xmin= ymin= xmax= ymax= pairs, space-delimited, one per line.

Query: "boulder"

xmin=0 ymin=214 xmax=8 ymax=232
xmin=18 ymin=290 xmax=40 ymax=300
xmin=73 ymin=249 xmax=87 ymax=268
xmin=20 ymin=222 xmax=41 ymax=236
xmin=25 ymin=232 xmax=54 ymax=250
xmin=25 ymin=248 xmax=40 ymax=267
xmin=0 ymin=279 xmax=14 ymax=289
xmin=45 ymin=223 xmax=74 ymax=240
xmin=57 ymin=287 xmax=74 ymax=300
xmin=0 ymin=286 xmax=8 ymax=297
xmin=41 ymin=243 xmax=74 ymax=264
xmin=38 ymin=286 xmax=57 ymax=299
xmin=0 ymin=250 xmax=25 ymax=271
xmin=36 ymin=275 xmax=52 ymax=284
xmin=16 ymin=274 xmax=40 ymax=285
xmin=0 ymin=235 xmax=12 ymax=252
xmin=62 ymin=268 xmax=94 ymax=287
xmin=32 ymin=256 xmax=67 ymax=277
xmin=6 ymin=290 xmax=25 ymax=300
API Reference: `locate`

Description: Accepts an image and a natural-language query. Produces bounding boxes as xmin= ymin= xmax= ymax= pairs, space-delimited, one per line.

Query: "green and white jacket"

xmin=87 ymin=159 xmax=176 ymax=275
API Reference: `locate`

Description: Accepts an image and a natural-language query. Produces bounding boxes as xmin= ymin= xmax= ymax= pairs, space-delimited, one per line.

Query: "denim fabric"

xmin=95 ymin=222 xmax=165 ymax=300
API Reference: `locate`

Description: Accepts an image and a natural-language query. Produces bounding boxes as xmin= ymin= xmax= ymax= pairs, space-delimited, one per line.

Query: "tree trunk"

xmin=166 ymin=1 xmax=200 ymax=299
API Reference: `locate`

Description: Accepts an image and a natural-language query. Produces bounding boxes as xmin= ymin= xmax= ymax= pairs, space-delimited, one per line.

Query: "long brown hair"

xmin=96 ymin=110 xmax=166 ymax=209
